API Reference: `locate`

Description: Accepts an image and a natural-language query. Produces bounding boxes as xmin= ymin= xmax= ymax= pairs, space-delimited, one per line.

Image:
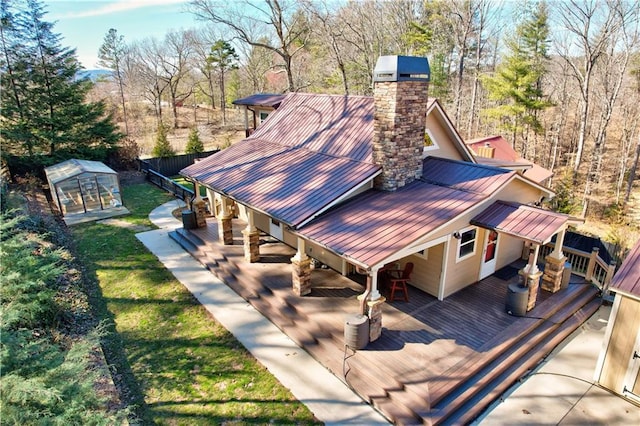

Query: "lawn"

xmin=72 ymin=183 xmax=319 ymax=425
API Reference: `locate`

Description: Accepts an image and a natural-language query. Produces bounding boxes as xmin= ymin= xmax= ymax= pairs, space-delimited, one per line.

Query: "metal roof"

xmin=181 ymin=139 xmax=380 ymax=227
xmin=249 ymin=93 xmax=374 ymax=162
xmin=471 ymin=200 xmax=569 ymax=245
xmin=609 ymin=238 xmax=640 ymax=299
xmin=298 ymin=180 xmax=484 ymax=268
xmin=45 ymin=159 xmax=117 ymax=185
xmin=182 ymin=93 xmax=380 ymax=226
xmin=466 ymin=135 xmax=518 ymax=161
xmin=232 ymin=93 xmax=287 ymax=108
xmin=421 ymin=157 xmax=513 ymax=195
xmin=298 ymin=158 xmax=513 ymax=268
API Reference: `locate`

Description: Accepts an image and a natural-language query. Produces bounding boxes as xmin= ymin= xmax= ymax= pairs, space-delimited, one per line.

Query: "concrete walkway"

xmin=137 ymin=200 xmax=640 ymax=425
xmin=478 ymin=304 xmax=640 ymax=425
xmin=135 ymin=200 xmax=389 ymax=425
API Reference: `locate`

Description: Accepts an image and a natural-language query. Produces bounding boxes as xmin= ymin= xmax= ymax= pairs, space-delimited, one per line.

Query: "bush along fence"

xmin=139 ymin=151 xmax=218 ymax=202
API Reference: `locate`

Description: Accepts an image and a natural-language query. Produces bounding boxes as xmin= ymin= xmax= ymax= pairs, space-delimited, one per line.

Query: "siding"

xmin=599 ymin=296 xmax=640 ymax=393
xmin=409 ymin=243 xmax=444 ymax=298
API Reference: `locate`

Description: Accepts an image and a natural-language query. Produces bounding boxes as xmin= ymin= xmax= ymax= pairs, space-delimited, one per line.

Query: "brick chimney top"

xmin=373 ymin=55 xmax=430 ymax=83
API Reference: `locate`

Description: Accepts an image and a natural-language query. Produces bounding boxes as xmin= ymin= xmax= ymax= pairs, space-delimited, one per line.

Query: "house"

xmin=232 ymin=93 xmax=286 ymax=137
xmin=594 ymin=238 xmax=640 ymax=405
xmin=466 ymin=134 xmax=553 ymax=185
xmin=181 ymin=55 xmax=573 ymax=342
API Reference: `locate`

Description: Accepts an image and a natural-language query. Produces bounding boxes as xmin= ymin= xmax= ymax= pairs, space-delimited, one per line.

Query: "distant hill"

xmin=76 ymin=69 xmax=111 ymax=82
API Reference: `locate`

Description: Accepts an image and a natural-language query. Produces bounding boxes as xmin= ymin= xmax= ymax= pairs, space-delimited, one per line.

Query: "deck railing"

xmin=538 ymin=243 xmax=616 ymax=294
xmin=146 ymin=169 xmax=195 ymax=202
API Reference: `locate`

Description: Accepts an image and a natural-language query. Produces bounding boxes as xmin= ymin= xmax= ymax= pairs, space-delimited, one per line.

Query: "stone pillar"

xmin=520 ymin=269 xmax=543 ymax=311
xmin=291 ymin=257 xmax=311 ymax=296
xmin=218 ymin=215 xmax=233 ymax=245
xmin=242 ymin=210 xmax=260 ymax=262
xmin=367 ymin=297 xmax=386 ymax=342
xmin=192 ymin=198 xmax=207 ymax=228
xmin=542 ymin=254 xmax=567 ymax=293
xmin=242 ymin=229 xmax=260 ymax=262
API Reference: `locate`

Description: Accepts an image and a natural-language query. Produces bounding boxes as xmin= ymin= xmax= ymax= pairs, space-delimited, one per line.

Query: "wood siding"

xmin=599 ymin=296 xmax=640 ymax=393
xmin=408 ymin=243 xmax=444 ymax=297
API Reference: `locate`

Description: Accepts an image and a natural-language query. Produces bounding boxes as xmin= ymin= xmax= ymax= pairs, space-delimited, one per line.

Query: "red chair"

xmin=389 ymin=262 xmax=413 ymax=302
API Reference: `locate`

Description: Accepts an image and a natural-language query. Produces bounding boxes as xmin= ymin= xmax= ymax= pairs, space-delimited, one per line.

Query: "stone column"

xmin=242 ymin=210 xmax=260 ymax=263
xmin=367 ymin=297 xmax=386 ymax=342
xmin=542 ymin=254 xmax=567 ymax=293
xmin=218 ymin=215 xmax=233 ymax=245
xmin=192 ymin=199 xmax=208 ymax=228
xmin=291 ymin=238 xmax=311 ymax=296
xmin=520 ymin=269 xmax=543 ymax=311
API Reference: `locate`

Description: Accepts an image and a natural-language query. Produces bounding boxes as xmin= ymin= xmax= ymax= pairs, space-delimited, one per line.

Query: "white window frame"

xmin=258 ymin=110 xmax=270 ymax=124
xmin=414 ymin=248 xmax=429 ymax=259
xmin=456 ymin=226 xmax=478 ymax=262
xmin=424 ymin=128 xmax=440 ymax=152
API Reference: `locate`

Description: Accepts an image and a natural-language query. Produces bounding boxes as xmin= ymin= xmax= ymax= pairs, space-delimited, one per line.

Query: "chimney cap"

xmin=373 ymin=55 xmax=430 ymax=83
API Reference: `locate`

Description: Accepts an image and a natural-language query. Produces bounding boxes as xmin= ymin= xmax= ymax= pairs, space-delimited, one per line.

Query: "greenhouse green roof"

xmin=45 ymin=159 xmax=117 ymax=185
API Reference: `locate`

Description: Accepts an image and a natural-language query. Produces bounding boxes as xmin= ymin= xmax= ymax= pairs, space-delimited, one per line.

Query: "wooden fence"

xmin=139 ymin=150 xmax=218 ymax=177
xmin=146 ymin=169 xmax=195 ymax=202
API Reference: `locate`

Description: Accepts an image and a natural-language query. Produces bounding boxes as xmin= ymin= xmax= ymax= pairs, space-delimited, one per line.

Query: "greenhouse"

xmin=45 ymin=159 xmax=124 ymax=219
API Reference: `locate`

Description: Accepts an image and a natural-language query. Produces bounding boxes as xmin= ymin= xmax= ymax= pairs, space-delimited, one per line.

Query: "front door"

xmin=479 ymin=230 xmax=499 ymax=279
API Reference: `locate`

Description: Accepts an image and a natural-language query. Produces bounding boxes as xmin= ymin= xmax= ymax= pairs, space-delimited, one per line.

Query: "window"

xmin=259 ymin=111 xmax=270 ymax=124
xmin=415 ymin=248 xmax=428 ymax=259
xmin=456 ymin=227 xmax=477 ymax=261
xmin=424 ymin=128 xmax=440 ymax=152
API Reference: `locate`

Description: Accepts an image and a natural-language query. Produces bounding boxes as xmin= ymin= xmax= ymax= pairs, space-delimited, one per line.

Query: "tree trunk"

xmin=625 ymin=135 xmax=640 ymax=204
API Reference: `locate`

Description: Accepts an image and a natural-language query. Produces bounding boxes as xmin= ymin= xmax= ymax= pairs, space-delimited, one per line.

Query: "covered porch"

xmin=170 ymin=215 xmax=601 ymax=425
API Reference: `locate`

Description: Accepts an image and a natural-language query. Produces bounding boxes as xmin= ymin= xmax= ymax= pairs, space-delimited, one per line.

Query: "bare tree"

xmin=159 ymin=30 xmax=195 ymax=128
xmin=128 ymin=38 xmax=169 ymax=125
xmin=555 ymin=0 xmax=630 ymax=174
xmin=189 ymin=0 xmax=309 ymax=92
xmin=98 ymin=28 xmax=129 ymax=135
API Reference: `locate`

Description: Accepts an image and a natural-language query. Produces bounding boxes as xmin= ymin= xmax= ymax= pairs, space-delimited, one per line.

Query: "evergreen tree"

xmin=481 ymin=1 xmax=551 ymax=156
xmin=0 ymin=0 xmax=121 ymax=160
xmin=185 ymin=127 xmax=204 ymax=154
xmin=98 ymin=28 xmax=129 ymax=135
xmin=207 ymin=40 xmax=239 ymax=125
xmin=151 ymin=123 xmax=175 ymax=157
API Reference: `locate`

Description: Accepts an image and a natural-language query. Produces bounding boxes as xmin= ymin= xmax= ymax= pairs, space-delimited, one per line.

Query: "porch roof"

xmin=471 ymin=200 xmax=568 ymax=245
xmin=609 ymin=238 xmax=640 ymax=299
xmin=181 ymin=138 xmax=380 ymax=227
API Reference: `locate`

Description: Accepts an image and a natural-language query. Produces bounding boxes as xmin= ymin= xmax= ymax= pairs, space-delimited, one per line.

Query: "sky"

xmin=46 ymin=0 xmax=205 ymax=69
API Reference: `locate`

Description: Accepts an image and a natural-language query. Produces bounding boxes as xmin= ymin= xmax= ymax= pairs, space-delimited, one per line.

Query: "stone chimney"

xmin=372 ymin=55 xmax=430 ymax=191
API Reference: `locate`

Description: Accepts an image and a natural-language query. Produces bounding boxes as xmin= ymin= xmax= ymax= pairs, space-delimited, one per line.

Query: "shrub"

xmin=185 ymin=127 xmax=204 ymax=154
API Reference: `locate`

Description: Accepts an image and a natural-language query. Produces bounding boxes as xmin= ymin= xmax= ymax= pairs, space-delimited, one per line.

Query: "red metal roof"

xmin=466 ymin=135 xmax=553 ymax=184
xmin=232 ymin=94 xmax=287 ymax=108
xmin=181 ymin=139 xmax=379 ymax=227
xmin=466 ymin=135 xmax=518 ymax=161
xmin=183 ymin=93 xmax=380 ymax=227
xmin=609 ymin=238 xmax=640 ymax=299
xmin=299 ymin=180 xmax=484 ymax=268
xmin=250 ymin=93 xmax=374 ymax=162
xmin=298 ymin=158 xmax=513 ymax=268
xmin=471 ymin=200 xmax=568 ymax=245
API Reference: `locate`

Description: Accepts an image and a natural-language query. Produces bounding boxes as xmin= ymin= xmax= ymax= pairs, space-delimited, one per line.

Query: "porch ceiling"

xmin=471 ymin=200 xmax=568 ymax=245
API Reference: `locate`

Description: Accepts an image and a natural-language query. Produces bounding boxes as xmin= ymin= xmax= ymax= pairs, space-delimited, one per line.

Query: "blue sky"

xmin=46 ymin=0 xmax=204 ymax=69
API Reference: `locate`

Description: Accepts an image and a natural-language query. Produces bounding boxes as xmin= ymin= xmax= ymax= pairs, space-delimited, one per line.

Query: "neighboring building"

xmin=232 ymin=94 xmax=286 ymax=137
xmin=182 ymin=56 xmax=573 ymax=341
xmin=595 ymin=238 xmax=640 ymax=405
xmin=45 ymin=159 xmax=123 ymax=216
xmin=466 ymin=135 xmax=553 ymax=185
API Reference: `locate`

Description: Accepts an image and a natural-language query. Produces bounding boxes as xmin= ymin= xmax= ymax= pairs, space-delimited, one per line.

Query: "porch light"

xmin=453 ymin=231 xmax=462 ymax=239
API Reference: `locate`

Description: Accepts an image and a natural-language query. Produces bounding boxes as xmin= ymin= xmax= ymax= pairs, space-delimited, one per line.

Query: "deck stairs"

xmin=170 ymin=227 xmax=602 ymax=425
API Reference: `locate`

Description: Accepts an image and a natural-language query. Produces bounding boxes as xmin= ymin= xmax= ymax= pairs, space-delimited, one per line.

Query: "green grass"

xmin=72 ymin=183 xmax=319 ymax=425
xmin=171 ymin=176 xmax=207 ymax=197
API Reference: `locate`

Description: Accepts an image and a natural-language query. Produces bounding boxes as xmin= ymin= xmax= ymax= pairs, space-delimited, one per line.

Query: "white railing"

xmin=538 ymin=243 xmax=616 ymax=294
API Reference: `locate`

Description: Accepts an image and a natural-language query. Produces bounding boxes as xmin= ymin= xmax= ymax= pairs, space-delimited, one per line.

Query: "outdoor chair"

xmin=389 ymin=262 xmax=413 ymax=302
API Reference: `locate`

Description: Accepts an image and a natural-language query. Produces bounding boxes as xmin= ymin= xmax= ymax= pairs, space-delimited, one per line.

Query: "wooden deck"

xmin=170 ymin=217 xmax=602 ymax=425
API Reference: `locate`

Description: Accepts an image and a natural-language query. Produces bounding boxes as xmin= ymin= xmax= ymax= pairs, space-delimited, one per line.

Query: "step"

xmin=428 ymin=283 xmax=598 ymax=407
xmin=429 ymin=295 xmax=600 ymax=425
xmin=445 ymin=297 xmax=602 ymax=426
